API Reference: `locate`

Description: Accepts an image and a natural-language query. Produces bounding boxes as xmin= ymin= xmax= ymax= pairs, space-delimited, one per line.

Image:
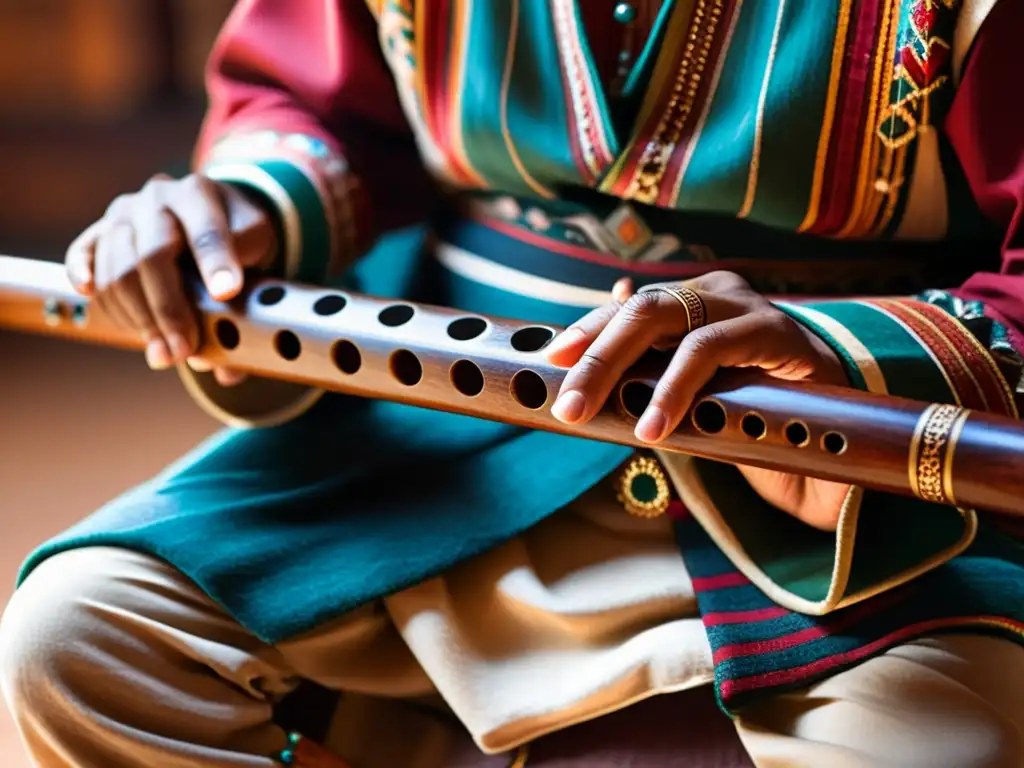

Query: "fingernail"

xmin=145 ymin=340 xmax=172 ymax=370
xmin=551 ymin=390 xmax=587 ymax=423
xmin=208 ymin=269 xmax=238 ymax=299
xmin=167 ymin=333 xmax=191 ymax=362
xmin=636 ymin=407 xmax=668 ymax=443
xmin=546 ymin=328 xmax=585 ymax=357
xmin=187 ymin=356 xmax=212 ymax=372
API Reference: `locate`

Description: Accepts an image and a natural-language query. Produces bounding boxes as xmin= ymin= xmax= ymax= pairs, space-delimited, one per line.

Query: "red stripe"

xmin=907 ymin=301 xmax=1017 ymax=418
xmin=811 ymin=0 xmax=882 ymax=235
xmin=712 ymin=588 xmax=908 ymax=663
xmin=703 ymin=606 xmax=790 ymax=627
xmin=657 ymin=0 xmax=741 ymax=207
xmin=868 ymin=298 xmax=990 ymax=412
xmin=691 ymin=571 xmax=750 ymax=591
xmin=719 ymin=615 xmax=1024 ymax=701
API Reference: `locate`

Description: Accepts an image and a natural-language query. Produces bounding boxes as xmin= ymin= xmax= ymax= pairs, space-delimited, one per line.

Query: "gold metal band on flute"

xmin=909 ymin=403 xmax=970 ymax=506
xmin=640 ymin=285 xmax=707 ymax=334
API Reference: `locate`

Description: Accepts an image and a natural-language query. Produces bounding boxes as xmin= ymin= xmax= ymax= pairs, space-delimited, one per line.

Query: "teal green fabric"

xmin=17 ymin=230 xmax=632 ymax=643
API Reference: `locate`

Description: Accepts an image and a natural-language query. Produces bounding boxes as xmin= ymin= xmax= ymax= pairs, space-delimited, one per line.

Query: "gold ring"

xmin=639 ymin=285 xmax=707 ymax=334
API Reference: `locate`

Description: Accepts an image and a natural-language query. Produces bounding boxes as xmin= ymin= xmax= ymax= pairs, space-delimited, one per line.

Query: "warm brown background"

xmin=0 ymin=1 xmax=235 ymax=762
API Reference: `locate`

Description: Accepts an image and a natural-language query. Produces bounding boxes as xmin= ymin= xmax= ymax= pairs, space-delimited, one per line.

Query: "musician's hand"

xmin=65 ymin=173 xmax=277 ymax=386
xmin=545 ymin=271 xmax=852 ymax=531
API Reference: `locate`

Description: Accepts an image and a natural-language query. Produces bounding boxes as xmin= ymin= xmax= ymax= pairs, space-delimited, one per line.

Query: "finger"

xmin=213 ymin=367 xmax=248 ymax=387
xmin=92 ymin=229 xmax=133 ymax=330
xmin=551 ymin=290 xmax=685 ymax=425
xmin=103 ymin=225 xmax=175 ymax=370
xmin=634 ymin=312 xmax=808 ymax=443
xmin=134 ymin=190 xmax=196 ymax=364
xmin=545 ymin=278 xmax=635 ymax=366
xmin=167 ymin=175 xmax=243 ymax=300
xmin=65 ymin=220 xmax=105 ymax=295
xmin=220 ymin=183 xmax=277 ymax=268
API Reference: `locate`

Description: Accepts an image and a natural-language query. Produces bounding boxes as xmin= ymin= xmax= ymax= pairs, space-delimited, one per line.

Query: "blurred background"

xmin=0 ymin=1 xmax=235 ymax=761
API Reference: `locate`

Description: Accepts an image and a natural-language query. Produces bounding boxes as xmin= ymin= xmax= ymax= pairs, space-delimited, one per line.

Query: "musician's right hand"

xmin=65 ymin=173 xmax=278 ymax=386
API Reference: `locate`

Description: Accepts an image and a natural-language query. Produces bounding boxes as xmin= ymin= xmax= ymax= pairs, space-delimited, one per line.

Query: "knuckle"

xmin=621 ymin=290 xmax=664 ymax=320
xmin=104 ymin=194 xmax=133 ymax=220
xmin=575 ymin=350 xmax=612 ymax=379
xmin=682 ymin=325 xmax=724 ymax=356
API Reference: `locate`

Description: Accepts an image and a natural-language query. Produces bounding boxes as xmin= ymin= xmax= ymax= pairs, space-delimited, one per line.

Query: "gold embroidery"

xmin=625 ymin=0 xmax=725 ymax=204
xmin=616 ymin=455 xmax=673 ymax=518
xmin=910 ymin=403 xmax=967 ymax=505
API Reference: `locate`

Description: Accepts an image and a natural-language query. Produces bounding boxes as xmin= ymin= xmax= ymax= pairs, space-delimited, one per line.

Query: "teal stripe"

xmin=253 ymin=160 xmax=331 ymax=284
xmin=801 ymin=301 xmax=957 ymax=405
xmin=675 ymin=0 xmax=784 ymax=214
xmin=460 ymin=0 xmax=535 ymax=195
xmin=744 ymin=0 xmax=842 ymax=228
xmin=505 ymin=0 xmax=596 ymax=187
xmin=777 ymin=303 xmax=869 ymax=392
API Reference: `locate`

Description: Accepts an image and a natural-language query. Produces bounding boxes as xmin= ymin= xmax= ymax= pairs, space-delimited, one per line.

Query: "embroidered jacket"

xmin=21 ymin=0 xmax=1024 ymax=715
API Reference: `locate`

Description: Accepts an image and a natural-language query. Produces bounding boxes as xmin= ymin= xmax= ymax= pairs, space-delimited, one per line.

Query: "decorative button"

xmin=613 ymin=2 xmax=637 ymax=24
xmin=615 ymin=454 xmax=672 ymax=518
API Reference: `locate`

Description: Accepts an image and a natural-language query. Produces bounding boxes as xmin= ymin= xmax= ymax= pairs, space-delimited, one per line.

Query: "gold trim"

xmin=910 ymin=403 xmax=966 ymax=505
xmin=907 ymin=403 xmax=935 ymax=499
xmin=942 ymin=408 xmax=971 ymax=507
xmin=798 ymin=0 xmax=855 ymax=231
xmin=616 ymin=455 xmax=673 ymax=518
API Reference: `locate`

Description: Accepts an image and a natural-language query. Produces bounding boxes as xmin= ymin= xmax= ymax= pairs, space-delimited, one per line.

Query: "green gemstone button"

xmin=613 ymin=2 xmax=637 ymax=23
xmin=630 ymin=473 xmax=658 ymax=503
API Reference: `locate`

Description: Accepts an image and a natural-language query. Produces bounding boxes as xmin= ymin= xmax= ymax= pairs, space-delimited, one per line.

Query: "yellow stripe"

xmin=798 ymin=0 xmax=854 ymax=232
xmin=738 ymin=0 xmax=788 ymax=219
xmin=837 ymin=0 xmax=899 ymax=238
xmin=775 ymin=303 xmax=888 ymax=394
xmin=447 ymin=0 xmax=487 ymax=187
xmin=500 ymin=0 xmax=556 ymax=199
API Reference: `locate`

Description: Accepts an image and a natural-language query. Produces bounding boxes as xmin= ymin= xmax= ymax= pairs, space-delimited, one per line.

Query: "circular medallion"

xmin=616 ymin=455 xmax=671 ymax=518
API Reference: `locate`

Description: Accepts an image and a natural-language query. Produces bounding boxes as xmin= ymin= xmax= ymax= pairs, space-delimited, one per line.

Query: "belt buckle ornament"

xmin=616 ymin=454 xmax=672 ymax=518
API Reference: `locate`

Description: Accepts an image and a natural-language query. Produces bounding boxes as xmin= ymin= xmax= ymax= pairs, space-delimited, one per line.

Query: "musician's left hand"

xmin=545 ymin=271 xmax=852 ymax=532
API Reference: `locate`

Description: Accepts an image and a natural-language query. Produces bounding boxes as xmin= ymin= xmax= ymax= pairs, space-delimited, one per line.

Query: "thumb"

xmin=222 ymin=183 xmax=278 ymax=269
xmin=169 ymin=177 xmax=245 ymax=301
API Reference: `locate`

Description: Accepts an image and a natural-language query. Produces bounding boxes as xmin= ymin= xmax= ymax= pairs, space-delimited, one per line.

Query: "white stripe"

xmin=775 ymin=302 xmax=888 ymax=394
xmin=204 ymin=163 xmax=302 ymax=279
xmin=435 ymin=243 xmax=612 ymax=308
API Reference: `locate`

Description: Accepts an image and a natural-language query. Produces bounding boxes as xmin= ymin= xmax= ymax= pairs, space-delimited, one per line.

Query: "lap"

xmin=736 ymin=633 xmax=1024 ymax=768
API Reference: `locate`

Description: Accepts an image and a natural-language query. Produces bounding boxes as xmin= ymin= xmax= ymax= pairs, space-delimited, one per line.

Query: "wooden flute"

xmin=2 ymin=254 xmax=1023 ymax=516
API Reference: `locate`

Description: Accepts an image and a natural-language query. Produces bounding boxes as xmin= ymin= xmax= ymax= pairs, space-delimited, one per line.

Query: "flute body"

xmin=2 ymin=255 xmax=1023 ymax=517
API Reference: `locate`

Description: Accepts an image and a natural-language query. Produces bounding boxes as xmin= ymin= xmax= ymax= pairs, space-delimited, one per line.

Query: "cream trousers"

xmin=2 ymin=544 xmax=1023 ymax=768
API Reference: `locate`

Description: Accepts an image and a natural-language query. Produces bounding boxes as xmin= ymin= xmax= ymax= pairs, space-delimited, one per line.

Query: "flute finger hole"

xmin=274 ymin=330 xmax=302 ymax=362
xmin=619 ymin=381 xmax=653 ymax=419
xmin=822 ymin=431 xmax=848 ymax=455
xmin=379 ymin=304 xmax=415 ymax=327
xmin=214 ymin=318 xmax=240 ymax=350
xmin=313 ymin=295 xmax=347 ymax=316
xmin=784 ymin=420 xmax=810 ymax=448
xmin=331 ymin=340 xmax=362 ymax=375
xmin=389 ymin=349 xmax=423 ymax=386
xmin=447 ymin=317 xmax=488 ymax=341
xmin=257 ymin=286 xmax=286 ymax=306
xmin=510 ymin=370 xmax=548 ymax=410
xmin=692 ymin=399 xmax=727 ymax=435
xmin=510 ymin=326 xmax=555 ymax=352
xmin=741 ymin=412 xmax=767 ymax=440
xmin=450 ymin=360 xmax=485 ymax=397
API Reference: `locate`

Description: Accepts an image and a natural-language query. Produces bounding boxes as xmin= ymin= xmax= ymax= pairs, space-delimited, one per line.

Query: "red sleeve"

xmin=195 ymin=0 xmax=435 ymax=282
xmin=946 ymin=0 xmax=1024 ymax=354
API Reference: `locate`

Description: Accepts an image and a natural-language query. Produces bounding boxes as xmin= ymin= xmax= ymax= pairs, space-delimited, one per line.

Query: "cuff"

xmin=666 ymin=297 xmax=1017 ymax=616
xmin=187 ymin=130 xmax=366 ymax=427
xmin=200 ymin=130 xmax=366 ymax=284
